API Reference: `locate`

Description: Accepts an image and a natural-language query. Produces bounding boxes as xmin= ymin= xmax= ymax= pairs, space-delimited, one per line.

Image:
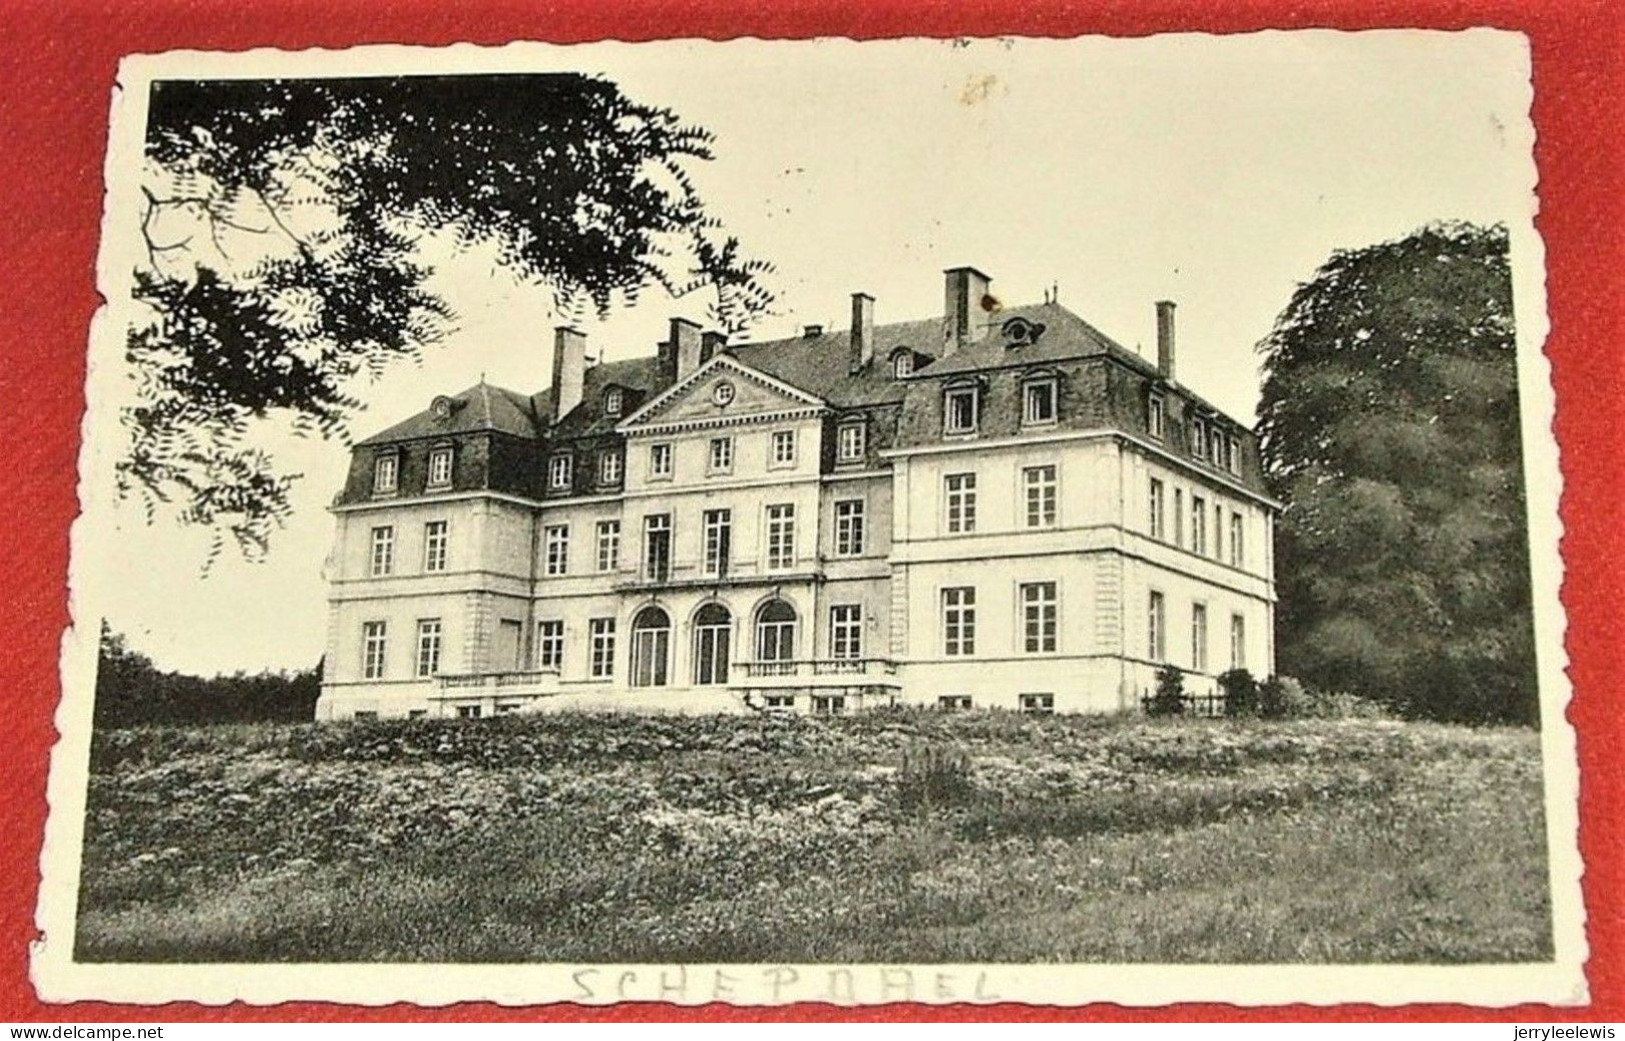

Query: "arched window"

xmin=893 ymin=351 xmax=914 ymax=379
xmin=755 ymin=600 xmax=797 ymax=662
xmin=630 ymin=606 xmax=671 ymax=687
xmin=692 ymin=603 xmax=732 ymax=685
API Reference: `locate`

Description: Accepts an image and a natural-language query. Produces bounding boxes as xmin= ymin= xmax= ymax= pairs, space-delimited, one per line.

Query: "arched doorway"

xmin=755 ymin=599 xmax=797 ymax=663
xmin=692 ymin=603 xmax=731 ymax=685
xmin=630 ymin=605 xmax=671 ymax=687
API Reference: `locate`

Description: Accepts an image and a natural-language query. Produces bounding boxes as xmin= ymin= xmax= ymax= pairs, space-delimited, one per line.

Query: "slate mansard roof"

xmin=346 ymin=294 xmax=1270 ymax=497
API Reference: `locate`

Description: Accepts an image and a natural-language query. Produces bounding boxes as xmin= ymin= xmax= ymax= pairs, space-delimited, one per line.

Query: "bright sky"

xmin=94 ymin=31 xmax=1535 ymax=675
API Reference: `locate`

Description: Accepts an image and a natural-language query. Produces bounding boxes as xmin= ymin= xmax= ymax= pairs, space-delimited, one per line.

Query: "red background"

xmin=1 ymin=0 xmax=1619 ymax=1023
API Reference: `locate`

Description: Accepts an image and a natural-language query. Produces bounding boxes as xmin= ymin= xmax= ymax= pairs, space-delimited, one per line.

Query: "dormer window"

xmin=837 ymin=419 xmax=866 ymax=464
xmin=549 ymin=454 xmax=573 ymax=491
xmin=604 ymin=388 xmax=623 ymax=417
xmin=1208 ymin=427 xmax=1225 ymax=467
xmin=1022 ymin=376 xmax=1058 ymax=427
xmin=1148 ymin=395 xmax=1165 ymax=441
xmin=599 ymin=450 xmax=623 ymax=486
xmin=426 ymin=446 xmax=453 ymax=488
xmin=893 ymin=352 xmax=914 ymax=379
xmin=1190 ymin=418 xmax=1206 ymax=457
xmin=1227 ymin=436 xmax=1241 ymax=476
xmin=944 ymin=384 xmax=979 ymax=435
xmin=373 ymin=453 xmax=399 ymax=495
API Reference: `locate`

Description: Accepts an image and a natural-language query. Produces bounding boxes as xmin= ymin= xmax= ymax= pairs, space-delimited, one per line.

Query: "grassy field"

xmin=74 ymin=710 xmax=1552 ymax=963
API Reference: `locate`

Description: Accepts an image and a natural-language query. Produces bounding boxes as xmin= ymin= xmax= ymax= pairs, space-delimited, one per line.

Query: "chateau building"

xmin=316 ymin=267 xmax=1278 ymax=720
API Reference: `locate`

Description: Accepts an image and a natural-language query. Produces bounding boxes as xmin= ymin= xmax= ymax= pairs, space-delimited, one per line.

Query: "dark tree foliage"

xmin=1257 ymin=221 xmax=1536 ymax=725
xmin=130 ymin=75 xmax=774 ymax=561
xmin=95 ymin=622 xmax=321 ymax=728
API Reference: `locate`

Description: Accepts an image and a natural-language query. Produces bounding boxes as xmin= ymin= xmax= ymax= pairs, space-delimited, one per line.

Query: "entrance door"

xmin=693 ymin=603 xmax=731 ymax=685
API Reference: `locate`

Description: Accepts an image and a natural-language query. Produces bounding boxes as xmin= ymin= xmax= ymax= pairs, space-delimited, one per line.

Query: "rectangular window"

xmin=938 ymin=695 xmax=973 ymax=711
xmin=703 ymin=508 xmax=732 ymax=577
xmin=537 ymin=619 xmax=565 ymax=670
xmin=945 ymin=473 xmax=977 ymax=534
xmin=650 ymin=442 xmax=673 ymax=479
xmin=415 ymin=618 xmax=442 ymax=678
xmin=423 ymin=520 xmax=448 ymax=572
xmin=837 ymin=422 xmax=866 ymax=463
xmin=1228 ymin=436 xmax=1242 ymax=475
xmin=370 ymin=526 xmax=395 ymax=577
xmin=708 ymin=436 xmax=734 ymax=474
xmin=595 ymin=519 xmax=621 ymax=573
xmin=1230 ymin=512 xmax=1244 ymax=568
xmin=549 ymin=454 xmax=572 ymax=491
xmin=599 ymin=451 xmax=623 ymax=486
xmin=1023 ymin=378 xmax=1058 ymax=425
xmin=1191 ymin=418 xmax=1205 ymax=457
xmin=427 ymin=447 xmax=453 ymax=488
xmin=1148 ymin=479 xmax=1165 ymax=541
xmin=373 ymin=454 xmax=398 ymax=494
xmin=1230 ymin=613 xmax=1247 ymax=671
xmin=1192 ymin=603 xmax=1209 ymax=672
xmin=944 ymin=386 xmax=978 ymax=434
xmin=830 ymin=604 xmax=863 ymax=660
xmin=764 ymin=693 xmax=796 ymax=711
xmin=1021 ymin=581 xmax=1058 ymax=654
xmin=643 ymin=514 xmax=672 ymax=581
xmin=1148 ymin=591 xmax=1166 ymax=662
xmin=494 ymin=702 xmax=522 ymax=716
xmin=1213 ymin=502 xmax=1225 ymax=561
xmin=352 ymin=710 xmax=379 ymax=722
xmin=1023 ymin=465 xmax=1057 ymax=529
xmin=362 ymin=621 xmax=388 ymax=679
xmin=1192 ymin=496 xmax=1208 ymax=556
xmin=1173 ymin=488 xmax=1184 ymax=548
xmin=407 ymin=709 xmax=427 ymax=720
xmin=770 ymin=430 xmax=796 ymax=468
xmin=544 ymin=524 xmax=569 ymax=576
xmin=1209 ymin=428 xmax=1225 ymax=467
xmin=765 ymin=504 xmax=796 ymax=570
xmin=812 ymin=695 xmax=847 ymax=716
xmin=456 ymin=705 xmax=483 ymax=720
xmin=1149 ymin=396 xmax=1165 ymax=440
xmin=834 ymin=499 xmax=866 ymax=556
xmin=589 ymin=618 xmax=616 ymax=679
xmin=1019 ymin=692 xmax=1055 ymax=715
xmin=943 ymin=587 xmax=977 ymax=656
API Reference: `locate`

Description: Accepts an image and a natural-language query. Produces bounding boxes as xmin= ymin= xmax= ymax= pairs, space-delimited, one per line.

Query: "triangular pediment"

xmin=617 ymin=354 xmax=825 ymax=433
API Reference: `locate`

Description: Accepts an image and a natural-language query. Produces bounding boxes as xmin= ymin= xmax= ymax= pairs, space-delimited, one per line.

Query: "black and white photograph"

xmin=34 ymin=33 xmax=1580 ymax=1006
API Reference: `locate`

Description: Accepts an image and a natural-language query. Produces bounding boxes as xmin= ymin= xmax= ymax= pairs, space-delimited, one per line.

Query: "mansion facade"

xmin=316 ymin=266 xmax=1279 ymax=720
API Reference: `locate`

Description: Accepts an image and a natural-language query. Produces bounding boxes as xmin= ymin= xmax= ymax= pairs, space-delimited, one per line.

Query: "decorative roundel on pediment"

xmin=711 ymin=380 xmax=736 ymax=407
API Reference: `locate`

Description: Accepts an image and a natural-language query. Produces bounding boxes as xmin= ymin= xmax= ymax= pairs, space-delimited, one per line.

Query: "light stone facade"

xmin=318 ymin=267 xmax=1278 ymax=719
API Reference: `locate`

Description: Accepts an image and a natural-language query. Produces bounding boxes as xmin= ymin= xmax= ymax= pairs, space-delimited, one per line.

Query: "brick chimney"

xmin=551 ymin=327 xmax=587 ymax=424
xmin=849 ymin=293 xmax=875 ymax=374
xmin=943 ymin=266 xmax=993 ymax=355
xmin=1155 ymin=300 xmax=1176 ymax=380
xmin=701 ymin=330 xmax=727 ymax=363
xmin=670 ymin=318 xmax=704 ymax=382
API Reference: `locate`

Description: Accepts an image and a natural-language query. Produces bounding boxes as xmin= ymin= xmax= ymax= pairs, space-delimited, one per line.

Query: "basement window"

xmin=1019 ymin=692 xmax=1055 ymax=715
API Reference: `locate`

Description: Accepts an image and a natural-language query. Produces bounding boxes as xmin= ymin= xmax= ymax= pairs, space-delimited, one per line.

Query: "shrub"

xmin=1146 ymin=665 xmax=1187 ymax=717
xmin=1258 ymin=675 xmax=1310 ymax=719
xmin=1218 ymin=668 xmax=1260 ymax=718
xmin=897 ymin=743 xmax=975 ymax=814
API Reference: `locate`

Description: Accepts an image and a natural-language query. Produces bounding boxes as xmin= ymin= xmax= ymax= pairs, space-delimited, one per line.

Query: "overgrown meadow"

xmin=75 ymin=711 xmax=1551 ymax=964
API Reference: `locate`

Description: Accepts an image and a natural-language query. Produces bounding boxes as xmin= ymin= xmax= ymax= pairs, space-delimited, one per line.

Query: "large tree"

xmin=128 ymin=75 xmax=773 ymax=562
xmin=1256 ymin=221 xmax=1536 ymax=724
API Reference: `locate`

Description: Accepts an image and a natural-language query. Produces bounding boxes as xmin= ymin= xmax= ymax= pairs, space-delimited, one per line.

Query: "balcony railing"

xmin=735 ymin=658 xmax=898 ymax=682
xmin=432 ymin=669 xmax=560 ymax=698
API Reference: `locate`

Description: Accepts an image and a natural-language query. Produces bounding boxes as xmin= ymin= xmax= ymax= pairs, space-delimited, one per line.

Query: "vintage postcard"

xmin=33 ymin=31 xmax=1582 ymax=1007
